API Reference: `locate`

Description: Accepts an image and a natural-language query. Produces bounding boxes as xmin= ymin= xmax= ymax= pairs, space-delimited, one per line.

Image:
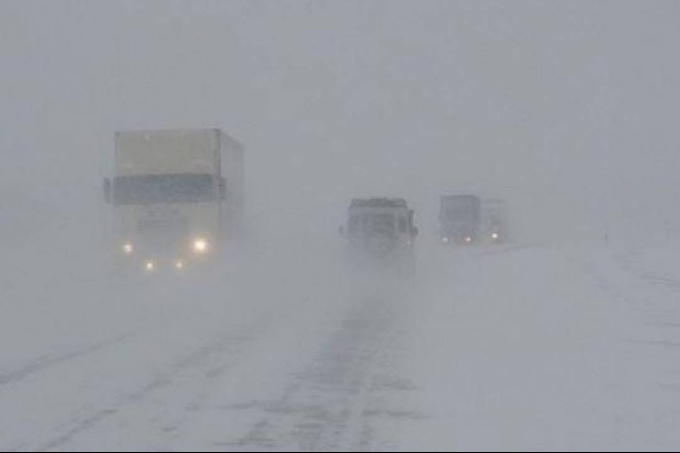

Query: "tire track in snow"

xmin=33 ymin=331 xmax=256 ymax=453
xmin=29 ymin=293 xmax=310 ymax=453
xmin=226 ymin=298 xmax=420 ymax=452
xmin=0 ymin=333 xmax=135 ymax=388
xmin=614 ymin=250 xmax=680 ymax=293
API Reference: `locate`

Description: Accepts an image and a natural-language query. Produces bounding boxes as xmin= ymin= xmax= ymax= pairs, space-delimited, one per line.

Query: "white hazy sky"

xmin=1 ymin=1 xmax=679 ymax=242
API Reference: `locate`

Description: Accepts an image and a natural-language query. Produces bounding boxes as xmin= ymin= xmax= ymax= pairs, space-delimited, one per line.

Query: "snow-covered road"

xmin=1 ymin=241 xmax=679 ymax=451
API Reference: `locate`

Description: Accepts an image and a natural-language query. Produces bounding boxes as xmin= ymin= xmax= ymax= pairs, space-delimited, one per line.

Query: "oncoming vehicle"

xmin=103 ymin=129 xmax=244 ymax=275
xmin=439 ymin=194 xmax=481 ymax=245
xmin=342 ymin=198 xmax=418 ymax=272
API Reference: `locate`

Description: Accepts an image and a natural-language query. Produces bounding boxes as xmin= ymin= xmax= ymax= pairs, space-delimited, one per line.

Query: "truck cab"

xmin=104 ymin=129 xmax=244 ymax=275
xmin=343 ymin=198 xmax=418 ymax=269
xmin=482 ymin=198 xmax=507 ymax=244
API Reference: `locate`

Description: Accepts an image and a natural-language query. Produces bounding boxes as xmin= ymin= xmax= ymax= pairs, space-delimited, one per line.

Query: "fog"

xmin=2 ymin=1 xmax=679 ymax=246
xmin=2 ymin=1 xmax=680 ymax=451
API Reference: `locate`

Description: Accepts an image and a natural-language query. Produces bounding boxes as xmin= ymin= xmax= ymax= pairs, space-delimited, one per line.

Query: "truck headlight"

xmin=492 ymin=233 xmax=499 ymax=240
xmin=193 ymin=238 xmax=209 ymax=254
xmin=122 ymin=243 xmax=134 ymax=255
xmin=145 ymin=261 xmax=156 ymax=272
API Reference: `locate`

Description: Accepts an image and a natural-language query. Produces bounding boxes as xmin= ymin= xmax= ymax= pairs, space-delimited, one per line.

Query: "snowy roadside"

xmin=393 ymin=243 xmax=680 ymax=451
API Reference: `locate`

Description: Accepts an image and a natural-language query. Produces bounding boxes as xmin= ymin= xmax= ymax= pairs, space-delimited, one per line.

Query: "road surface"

xmin=1 ymin=240 xmax=679 ymax=451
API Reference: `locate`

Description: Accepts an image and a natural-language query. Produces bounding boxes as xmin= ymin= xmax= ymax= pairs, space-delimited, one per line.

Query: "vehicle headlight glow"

xmin=465 ymin=237 xmax=473 ymax=243
xmin=442 ymin=237 xmax=449 ymax=244
xmin=175 ymin=260 xmax=185 ymax=270
xmin=492 ymin=233 xmax=499 ymax=240
xmin=122 ymin=243 xmax=134 ymax=255
xmin=193 ymin=238 xmax=209 ymax=254
xmin=145 ymin=261 xmax=156 ymax=272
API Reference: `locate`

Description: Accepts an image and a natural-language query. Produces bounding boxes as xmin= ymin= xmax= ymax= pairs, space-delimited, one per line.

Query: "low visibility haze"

xmin=2 ymin=1 xmax=680 ymax=451
xmin=2 ymin=1 xmax=679 ymax=244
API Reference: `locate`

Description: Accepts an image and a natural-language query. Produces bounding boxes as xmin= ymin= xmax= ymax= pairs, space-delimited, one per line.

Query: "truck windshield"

xmin=441 ymin=198 xmax=479 ymax=220
xmin=348 ymin=213 xmax=397 ymax=239
xmin=443 ymin=207 xmax=474 ymax=218
xmin=113 ymin=174 xmax=215 ymax=205
xmin=363 ymin=213 xmax=397 ymax=237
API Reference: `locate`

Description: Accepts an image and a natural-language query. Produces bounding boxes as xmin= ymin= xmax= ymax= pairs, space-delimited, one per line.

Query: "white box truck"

xmin=104 ymin=129 xmax=244 ymax=274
